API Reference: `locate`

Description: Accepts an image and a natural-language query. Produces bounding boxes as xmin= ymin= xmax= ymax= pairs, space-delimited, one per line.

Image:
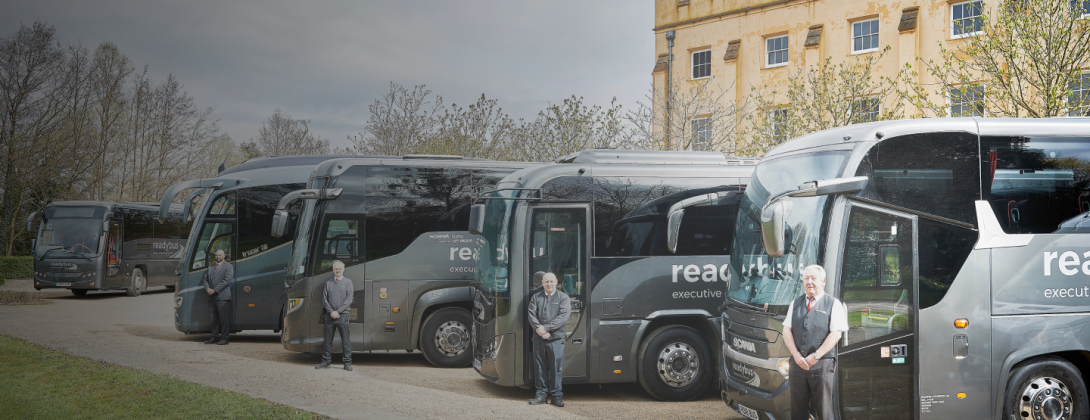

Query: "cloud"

xmin=1 ymin=0 xmax=654 ymax=150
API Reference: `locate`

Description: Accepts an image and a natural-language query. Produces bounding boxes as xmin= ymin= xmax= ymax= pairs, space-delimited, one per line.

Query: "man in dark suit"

xmin=202 ymin=249 xmax=234 ymax=345
xmin=527 ymin=272 xmax=571 ymax=408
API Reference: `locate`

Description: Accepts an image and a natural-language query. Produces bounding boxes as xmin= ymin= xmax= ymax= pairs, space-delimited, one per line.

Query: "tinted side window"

xmin=982 ymin=136 xmax=1090 ymax=234
xmin=855 ymin=132 xmax=980 ymax=225
xmin=918 ymin=218 xmax=975 ymax=309
xmin=313 ymin=215 xmax=364 ymax=274
xmin=593 ymin=179 xmax=739 ymax=256
xmin=123 ymin=208 xmax=154 ymax=241
xmin=363 ymin=165 xmax=513 ymax=262
xmin=237 ymin=183 xmax=304 ymax=259
xmin=162 ymin=212 xmax=191 ymax=240
xmin=207 ymin=192 xmax=237 ymax=216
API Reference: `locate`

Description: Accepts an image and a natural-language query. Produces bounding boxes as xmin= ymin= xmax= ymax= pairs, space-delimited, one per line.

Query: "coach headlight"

xmin=286 ymin=298 xmax=304 ymax=315
xmin=174 ymin=295 xmax=183 ymax=309
xmin=777 ymin=358 xmax=791 ymax=379
xmin=80 ymin=271 xmax=96 ymax=279
xmin=34 ymin=271 xmax=46 ymax=280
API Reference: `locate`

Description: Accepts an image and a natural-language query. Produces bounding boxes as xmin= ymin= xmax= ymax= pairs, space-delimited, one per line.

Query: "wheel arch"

xmin=410 ymin=286 xmax=473 ymax=350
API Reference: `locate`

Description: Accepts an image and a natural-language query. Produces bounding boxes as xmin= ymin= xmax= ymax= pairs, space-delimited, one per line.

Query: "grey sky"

xmin=2 ymin=1 xmax=655 ymax=150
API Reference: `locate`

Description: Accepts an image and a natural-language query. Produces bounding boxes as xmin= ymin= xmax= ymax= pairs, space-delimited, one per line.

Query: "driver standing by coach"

xmin=782 ymin=264 xmax=848 ymax=420
xmin=527 ymin=272 xmax=570 ymax=408
xmin=202 ymin=250 xmax=233 ymax=345
xmin=316 ymin=260 xmax=353 ymax=371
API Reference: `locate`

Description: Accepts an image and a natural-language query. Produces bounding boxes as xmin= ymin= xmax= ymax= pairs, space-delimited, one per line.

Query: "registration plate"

xmin=473 ymin=358 xmax=481 ymax=371
xmin=737 ymin=403 xmax=759 ymax=420
xmin=55 ymin=282 xmax=72 ymax=287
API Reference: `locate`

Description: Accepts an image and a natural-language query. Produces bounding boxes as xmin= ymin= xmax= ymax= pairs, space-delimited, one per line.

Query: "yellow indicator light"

xmin=956 ymin=393 xmax=967 ymax=399
xmin=954 ymin=319 xmax=969 ymax=328
xmin=247 ymin=304 xmax=255 ymax=307
xmin=392 ymin=307 xmax=400 ymax=313
xmin=613 ymin=370 xmax=621 ymax=374
xmin=385 ymin=322 xmax=395 ymax=325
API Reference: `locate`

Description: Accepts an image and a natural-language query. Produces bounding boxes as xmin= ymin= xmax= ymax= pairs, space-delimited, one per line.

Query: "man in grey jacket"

xmin=316 ymin=260 xmax=354 ymax=371
xmin=527 ymin=272 xmax=571 ymax=407
xmin=201 ymin=250 xmax=233 ymax=345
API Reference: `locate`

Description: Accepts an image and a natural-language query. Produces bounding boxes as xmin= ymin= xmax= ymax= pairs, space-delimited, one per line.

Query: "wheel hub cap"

xmin=657 ymin=342 xmax=699 ymax=388
xmin=1020 ymin=377 xmax=1073 ymax=420
xmin=435 ymin=320 xmax=469 ymax=356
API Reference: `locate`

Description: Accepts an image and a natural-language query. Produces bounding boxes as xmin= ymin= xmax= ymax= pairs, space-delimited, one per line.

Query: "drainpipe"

xmin=665 ymin=30 xmax=676 ymax=150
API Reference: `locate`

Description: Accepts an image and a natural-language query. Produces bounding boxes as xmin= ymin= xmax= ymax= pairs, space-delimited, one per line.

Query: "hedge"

xmin=0 ymin=257 xmax=34 ymax=281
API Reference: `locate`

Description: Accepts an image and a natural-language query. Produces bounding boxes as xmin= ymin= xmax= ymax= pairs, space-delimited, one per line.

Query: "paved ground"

xmin=0 ymin=280 xmax=741 ymax=419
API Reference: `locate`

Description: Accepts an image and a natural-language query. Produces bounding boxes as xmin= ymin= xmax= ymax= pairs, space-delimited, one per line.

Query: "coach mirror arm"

xmin=270 ymin=188 xmax=343 ymax=238
xmin=666 ymin=190 xmax=738 ymax=254
xmin=25 ymin=211 xmax=40 ymax=233
xmin=760 ymin=176 xmax=869 ymax=258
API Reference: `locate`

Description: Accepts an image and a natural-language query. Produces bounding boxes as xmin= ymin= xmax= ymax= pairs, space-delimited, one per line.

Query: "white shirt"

xmin=782 ymin=292 xmax=849 ymax=332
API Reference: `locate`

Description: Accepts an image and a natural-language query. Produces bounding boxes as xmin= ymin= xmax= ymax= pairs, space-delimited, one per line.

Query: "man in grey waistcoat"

xmin=316 ymin=260 xmax=354 ymax=371
xmin=201 ymin=250 xmax=233 ymax=345
xmin=782 ymin=265 xmax=848 ymax=420
xmin=527 ymin=272 xmax=571 ymax=407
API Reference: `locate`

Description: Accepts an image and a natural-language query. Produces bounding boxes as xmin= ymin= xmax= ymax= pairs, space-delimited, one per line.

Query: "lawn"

xmin=0 ymin=334 xmax=328 ymax=419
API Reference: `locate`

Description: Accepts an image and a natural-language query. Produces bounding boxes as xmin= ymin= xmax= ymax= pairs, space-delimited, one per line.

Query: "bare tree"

xmin=509 ymin=95 xmax=635 ymax=162
xmin=424 ymin=94 xmax=513 ymax=160
xmin=627 ymin=77 xmax=742 ymax=154
xmin=741 ymin=47 xmax=901 ymax=156
xmin=0 ymin=21 xmax=73 ymax=255
xmin=347 ymin=82 xmax=441 ymax=156
xmin=240 ymin=108 xmax=330 ymax=159
xmin=898 ymin=0 xmax=1090 ymax=117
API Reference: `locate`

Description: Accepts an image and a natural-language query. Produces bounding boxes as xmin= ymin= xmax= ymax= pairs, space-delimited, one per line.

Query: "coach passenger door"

xmin=528 ymin=204 xmax=590 ymax=380
xmin=836 ymin=203 xmax=918 ymax=420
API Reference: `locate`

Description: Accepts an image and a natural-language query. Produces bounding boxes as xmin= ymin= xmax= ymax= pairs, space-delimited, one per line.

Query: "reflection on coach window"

xmin=982 ymin=136 xmax=1090 ymax=234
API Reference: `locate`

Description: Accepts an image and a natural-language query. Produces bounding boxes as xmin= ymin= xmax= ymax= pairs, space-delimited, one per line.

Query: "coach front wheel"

xmin=637 ymin=325 xmax=713 ymax=401
xmin=1004 ymin=356 xmax=1088 ymax=420
xmin=420 ymin=307 xmax=473 ymax=368
xmin=71 ymin=289 xmax=88 ymax=296
xmin=126 ymin=268 xmax=145 ymax=297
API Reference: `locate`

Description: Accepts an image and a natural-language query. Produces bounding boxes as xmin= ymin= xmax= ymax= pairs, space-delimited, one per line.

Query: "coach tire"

xmin=126 ymin=268 xmax=145 ymax=297
xmin=420 ymin=307 xmax=473 ymax=368
xmin=1003 ymin=356 xmax=1088 ymax=420
xmin=637 ymin=325 xmax=713 ymax=401
xmin=71 ymin=289 xmax=88 ymax=296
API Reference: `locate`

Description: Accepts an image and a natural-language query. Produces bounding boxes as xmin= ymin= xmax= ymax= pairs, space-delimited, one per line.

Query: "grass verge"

xmin=0 ymin=335 xmax=329 ymax=419
xmin=0 ymin=290 xmax=50 ymax=305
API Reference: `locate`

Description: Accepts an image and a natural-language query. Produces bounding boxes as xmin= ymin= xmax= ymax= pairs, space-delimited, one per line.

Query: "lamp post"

xmin=665 ymin=30 xmax=675 ymax=151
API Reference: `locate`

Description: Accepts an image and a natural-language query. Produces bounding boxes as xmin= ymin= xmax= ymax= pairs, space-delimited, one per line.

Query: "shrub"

xmin=0 ymin=257 xmax=33 ymax=280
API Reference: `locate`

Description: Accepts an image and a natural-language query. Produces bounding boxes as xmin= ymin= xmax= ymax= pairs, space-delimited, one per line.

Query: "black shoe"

xmin=528 ymin=396 xmax=547 ymax=405
xmin=551 ymin=397 xmax=564 ymax=407
xmin=216 ymin=338 xmax=229 ymax=345
xmin=204 ymin=336 xmax=220 ymax=344
xmin=315 ymin=363 xmax=331 ymax=369
xmin=344 ymin=364 xmax=353 ymax=371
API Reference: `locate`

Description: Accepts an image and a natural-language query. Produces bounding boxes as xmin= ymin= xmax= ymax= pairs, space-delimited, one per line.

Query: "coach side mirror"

xmin=103 ymin=220 xmax=111 ymax=233
xmin=666 ymin=191 xmax=734 ymax=253
xmin=25 ymin=211 xmax=40 ymax=233
xmin=761 ymin=200 xmax=793 ymax=258
xmin=271 ymin=209 xmax=290 ymax=238
xmin=788 ymin=176 xmax=868 ymax=198
xmin=468 ymin=204 xmax=486 ymax=235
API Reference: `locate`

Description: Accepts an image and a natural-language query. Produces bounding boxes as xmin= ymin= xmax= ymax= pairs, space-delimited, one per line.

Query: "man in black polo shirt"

xmin=782 ymin=265 xmax=848 ymax=420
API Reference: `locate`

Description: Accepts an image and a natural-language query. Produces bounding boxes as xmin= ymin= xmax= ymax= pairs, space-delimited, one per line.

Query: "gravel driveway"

xmin=0 ymin=280 xmax=739 ymax=419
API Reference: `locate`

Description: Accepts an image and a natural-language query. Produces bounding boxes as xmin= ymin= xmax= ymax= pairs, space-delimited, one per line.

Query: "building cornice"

xmin=653 ymin=0 xmax=800 ymax=32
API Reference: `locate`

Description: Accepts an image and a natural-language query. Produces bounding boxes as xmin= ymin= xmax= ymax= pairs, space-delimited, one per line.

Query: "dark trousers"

xmin=321 ymin=313 xmax=352 ymax=364
xmin=789 ymin=358 xmax=838 ymax=420
xmin=532 ymin=337 xmax=564 ymax=399
xmin=209 ymin=299 xmax=231 ymax=338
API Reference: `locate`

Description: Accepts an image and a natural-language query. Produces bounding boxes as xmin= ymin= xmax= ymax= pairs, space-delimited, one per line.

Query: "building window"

xmin=692 ymin=50 xmax=711 ymax=79
xmin=767 ymin=108 xmax=790 ymax=141
xmin=1073 ymin=0 xmax=1090 ymax=18
xmin=951 ymin=1 xmax=983 ymax=38
xmin=766 ymin=35 xmax=789 ymax=68
xmin=851 ymin=19 xmax=880 ymax=54
xmin=1072 ymin=71 xmax=1090 ymax=116
xmin=691 ymin=117 xmax=711 ymax=150
xmin=949 ymin=85 xmax=985 ymax=117
xmin=851 ymin=96 xmax=881 ymax=123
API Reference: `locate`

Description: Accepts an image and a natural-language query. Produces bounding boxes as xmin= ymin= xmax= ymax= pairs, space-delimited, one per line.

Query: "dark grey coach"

xmin=470 ymin=150 xmax=757 ymax=401
xmin=720 ymin=117 xmax=1090 ymax=420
